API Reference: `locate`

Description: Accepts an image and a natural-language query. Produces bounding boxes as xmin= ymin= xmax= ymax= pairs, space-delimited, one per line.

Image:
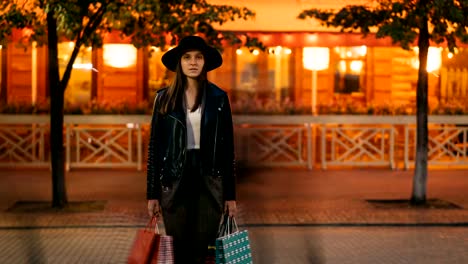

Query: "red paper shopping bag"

xmin=128 ymin=217 xmax=160 ymax=264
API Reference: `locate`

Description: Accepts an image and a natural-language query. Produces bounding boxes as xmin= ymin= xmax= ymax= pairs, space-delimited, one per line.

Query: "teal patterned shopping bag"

xmin=215 ymin=215 xmax=253 ymax=264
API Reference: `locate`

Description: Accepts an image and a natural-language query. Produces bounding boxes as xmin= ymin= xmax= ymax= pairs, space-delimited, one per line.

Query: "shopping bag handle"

xmin=231 ymin=216 xmax=239 ymax=233
xmin=144 ymin=216 xmax=160 ymax=234
xmin=217 ymin=213 xmax=239 ymax=237
xmin=227 ymin=216 xmax=239 ymax=234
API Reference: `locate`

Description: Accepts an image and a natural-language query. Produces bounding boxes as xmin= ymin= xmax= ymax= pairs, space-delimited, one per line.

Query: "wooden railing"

xmin=1 ymin=114 xmax=467 ymax=170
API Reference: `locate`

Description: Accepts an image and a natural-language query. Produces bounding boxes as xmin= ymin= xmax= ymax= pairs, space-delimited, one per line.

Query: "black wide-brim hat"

xmin=161 ymin=36 xmax=223 ymax=72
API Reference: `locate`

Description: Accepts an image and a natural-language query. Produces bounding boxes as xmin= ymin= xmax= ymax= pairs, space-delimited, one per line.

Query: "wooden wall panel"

xmin=372 ymin=48 xmax=394 ymax=105
xmin=257 ymin=50 xmax=269 ymax=97
xmin=36 ymin=46 xmax=48 ymax=102
xmin=294 ymin=48 xmax=305 ymax=106
xmin=96 ymin=47 xmax=140 ymax=104
xmin=7 ymin=45 xmax=32 ymax=103
xmin=101 ymin=69 xmax=138 ymax=103
xmin=1 ymin=41 xmax=445 ymax=109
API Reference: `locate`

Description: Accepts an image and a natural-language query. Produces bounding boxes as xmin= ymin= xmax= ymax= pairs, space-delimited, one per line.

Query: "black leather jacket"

xmin=146 ymin=83 xmax=236 ymax=210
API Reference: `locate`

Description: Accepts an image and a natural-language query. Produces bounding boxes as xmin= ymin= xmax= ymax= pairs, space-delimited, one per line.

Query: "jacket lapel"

xmin=201 ymin=84 xmax=216 ymax=149
xmin=168 ymin=101 xmax=186 ymax=128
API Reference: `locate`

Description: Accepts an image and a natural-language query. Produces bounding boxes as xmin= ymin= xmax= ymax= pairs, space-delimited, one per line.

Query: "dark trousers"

xmin=163 ymin=149 xmax=222 ymax=264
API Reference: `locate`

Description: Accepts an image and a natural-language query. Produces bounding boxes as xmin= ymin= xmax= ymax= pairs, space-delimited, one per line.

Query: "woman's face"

xmin=180 ymin=50 xmax=205 ymax=78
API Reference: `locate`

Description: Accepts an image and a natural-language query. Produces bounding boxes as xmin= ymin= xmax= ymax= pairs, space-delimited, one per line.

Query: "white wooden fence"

xmin=0 ymin=114 xmax=467 ymax=170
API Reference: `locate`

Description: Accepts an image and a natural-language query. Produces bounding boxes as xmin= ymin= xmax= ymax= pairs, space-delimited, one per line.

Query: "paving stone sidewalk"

xmin=0 ymin=168 xmax=467 ymax=227
xmin=2 ymin=226 xmax=468 ymax=264
xmin=1 ymin=168 xmax=467 ymax=264
xmin=236 ymin=168 xmax=468 ymax=225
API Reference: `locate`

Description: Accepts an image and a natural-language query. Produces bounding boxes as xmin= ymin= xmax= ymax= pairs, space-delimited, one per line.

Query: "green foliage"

xmin=298 ymin=0 xmax=468 ymax=51
xmin=0 ymin=0 xmax=262 ymax=50
xmin=0 ymin=0 xmax=264 ymax=97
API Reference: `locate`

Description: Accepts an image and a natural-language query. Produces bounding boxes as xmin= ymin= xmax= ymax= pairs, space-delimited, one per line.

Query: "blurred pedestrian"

xmin=146 ymin=35 xmax=237 ymax=264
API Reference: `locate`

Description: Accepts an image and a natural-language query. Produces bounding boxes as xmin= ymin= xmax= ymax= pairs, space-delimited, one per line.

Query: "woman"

xmin=146 ymin=35 xmax=237 ymax=264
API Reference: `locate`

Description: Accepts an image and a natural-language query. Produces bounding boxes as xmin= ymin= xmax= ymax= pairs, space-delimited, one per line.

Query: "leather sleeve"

xmin=146 ymin=93 xmax=162 ymax=200
xmin=221 ymin=93 xmax=237 ymax=201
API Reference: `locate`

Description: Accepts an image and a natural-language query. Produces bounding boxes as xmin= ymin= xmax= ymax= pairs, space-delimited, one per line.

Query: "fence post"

xmin=390 ymin=127 xmax=395 ymax=170
xmin=321 ymin=125 xmax=327 ymax=170
xmin=137 ymin=123 xmax=142 ymax=171
xmin=66 ymin=124 xmax=71 ymax=171
xmin=404 ymin=124 xmax=409 ymax=170
xmin=306 ymin=123 xmax=312 ymax=170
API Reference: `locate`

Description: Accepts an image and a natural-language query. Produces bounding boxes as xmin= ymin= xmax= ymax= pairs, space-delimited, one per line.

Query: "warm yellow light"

xmin=252 ymin=50 xmax=260 ymax=56
xmin=358 ymin=46 xmax=367 ymax=57
xmin=72 ymin=63 xmax=94 ymax=70
xmin=411 ymin=47 xmax=442 ymax=72
xmin=275 ymin=46 xmax=282 ymax=54
xmin=151 ymin=46 xmax=160 ymax=52
xmin=448 ymin=52 xmax=454 ymax=59
xmin=350 ymin=60 xmax=363 ymax=73
xmin=307 ymin=34 xmax=318 ymax=42
xmin=103 ymin=44 xmax=137 ymax=68
xmin=338 ymin=60 xmax=347 ymax=72
xmin=302 ymin=47 xmax=329 ymax=71
xmin=268 ymin=46 xmax=292 ymax=55
xmin=303 ymin=47 xmax=330 ymax=115
xmin=428 ymin=47 xmax=442 ymax=72
xmin=236 ymin=49 xmax=243 ymax=55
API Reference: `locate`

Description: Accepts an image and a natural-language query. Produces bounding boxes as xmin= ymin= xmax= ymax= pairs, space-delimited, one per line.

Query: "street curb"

xmin=2 ymin=222 xmax=468 ymax=230
xmin=242 ymin=222 xmax=468 ymax=227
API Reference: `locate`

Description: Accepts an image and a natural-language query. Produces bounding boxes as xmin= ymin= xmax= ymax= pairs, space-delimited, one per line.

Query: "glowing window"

xmin=103 ymin=44 xmax=137 ymax=68
xmin=58 ymin=42 xmax=92 ymax=104
xmin=267 ymin=46 xmax=292 ymax=101
xmin=235 ymin=47 xmax=260 ymax=96
xmin=334 ymin=46 xmax=367 ymax=94
xmin=234 ymin=47 xmax=292 ymax=102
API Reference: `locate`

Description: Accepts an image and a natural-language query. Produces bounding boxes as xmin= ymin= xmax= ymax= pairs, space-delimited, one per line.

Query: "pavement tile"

xmin=1 ymin=168 xmax=468 ymax=227
xmin=0 ymin=168 xmax=467 ymax=263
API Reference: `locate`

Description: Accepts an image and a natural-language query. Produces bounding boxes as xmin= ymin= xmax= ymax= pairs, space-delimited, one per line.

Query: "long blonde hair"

xmin=159 ymin=55 xmax=208 ymax=115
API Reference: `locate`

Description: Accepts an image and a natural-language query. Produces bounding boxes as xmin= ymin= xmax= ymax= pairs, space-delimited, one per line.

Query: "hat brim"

xmin=161 ymin=38 xmax=223 ymax=72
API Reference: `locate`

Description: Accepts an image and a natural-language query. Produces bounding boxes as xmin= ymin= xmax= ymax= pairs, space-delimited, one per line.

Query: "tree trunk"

xmin=47 ymin=10 xmax=68 ymax=208
xmin=411 ymin=15 xmax=430 ymax=205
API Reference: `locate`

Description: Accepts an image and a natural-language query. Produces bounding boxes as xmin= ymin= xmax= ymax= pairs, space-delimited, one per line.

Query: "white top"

xmin=186 ymin=107 xmax=201 ymax=149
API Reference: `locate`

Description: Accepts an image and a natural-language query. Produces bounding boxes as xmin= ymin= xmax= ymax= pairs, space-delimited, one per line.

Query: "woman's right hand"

xmin=147 ymin=199 xmax=161 ymax=217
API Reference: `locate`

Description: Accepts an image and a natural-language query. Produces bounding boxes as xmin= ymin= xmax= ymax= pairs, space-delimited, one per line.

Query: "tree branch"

xmin=60 ymin=4 xmax=107 ymax=92
xmin=80 ymin=4 xmax=107 ymax=46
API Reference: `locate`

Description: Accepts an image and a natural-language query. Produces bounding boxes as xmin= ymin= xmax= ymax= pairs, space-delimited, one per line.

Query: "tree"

xmin=298 ymin=0 xmax=468 ymax=204
xmin=0 ymin=0 xmax=262 ymax=208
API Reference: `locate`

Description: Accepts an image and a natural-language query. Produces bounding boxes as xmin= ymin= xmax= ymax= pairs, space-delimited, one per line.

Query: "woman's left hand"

xmin=224 ymin=200 xmax=237 ymax=217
